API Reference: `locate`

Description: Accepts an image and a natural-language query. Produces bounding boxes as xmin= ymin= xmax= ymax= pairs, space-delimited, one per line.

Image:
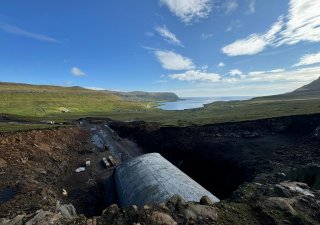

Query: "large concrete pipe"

xmin=114 ymin=153 xmax=220 ymax=207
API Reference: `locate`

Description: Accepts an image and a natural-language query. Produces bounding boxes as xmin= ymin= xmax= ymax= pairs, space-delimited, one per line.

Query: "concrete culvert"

xmin=114 ymin=153 xmax=220 ymax=207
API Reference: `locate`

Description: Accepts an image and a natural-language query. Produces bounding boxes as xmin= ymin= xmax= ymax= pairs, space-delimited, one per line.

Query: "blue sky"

xmin=1 ymin=0 xmax=320 ymax=97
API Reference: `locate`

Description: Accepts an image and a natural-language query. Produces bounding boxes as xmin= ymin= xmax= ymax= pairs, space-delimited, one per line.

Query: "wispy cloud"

xmin=246 ymin=67 xmax=318 ymax=82
xmin=85 ymin=87 xmax=105 ymax=91
xmin=229 ymin=69 xmax=243 ymax=76
xmin=225 ymin=20 xmax=242 ymax=32
xmin=201 ymin=33 xmax=213 ymax=40
xmin=278 ymin=0 xmax=320 ymax=45
xmin=155 ymin=50 xmax=195 ymax=70
xmin=0 ymin=22 xmax=60 ymax=43
xmin=248 ymin=68 xmax=285 ymax=76
xmin=145 ymin=31 xmax=154 ymax=37
xmin=247 ymin=0 xmax=256 ymax=14
xmin=222 ymin=17 xmax=283 ymax=56
xmin=222 ymin=0 xmax=320 ymax=56
xmin=293 ymin=52 xmax=320 ymax=67
xmin=223 ymin=0 xmax=238 ymax=14
xmin=159 ymin=0 xmax=213 ymax=24
xmin=155 ymin=25 xmax=184 ymax=47
xmin=218 ymin=62 xmax=225 ymax=67
xmin=171 ymin=67 xmax=320 ymax=97
xmin=169 ymin=70 xmax=221 ymax=82
xmin=71 ymin=67 xmax=86 ymax=76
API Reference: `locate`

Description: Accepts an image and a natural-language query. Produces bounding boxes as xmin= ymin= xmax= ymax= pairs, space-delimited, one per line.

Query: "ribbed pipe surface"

xmin=114 ymin=153 xmax=219 ymax=207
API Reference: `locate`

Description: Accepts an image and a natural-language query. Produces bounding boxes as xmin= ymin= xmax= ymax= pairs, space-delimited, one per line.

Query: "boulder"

xmin=3 ymin=214 xmax=25 ymax=225
xmin=148 ymin=211 xmax=177 ymax=225
xmin=200 ymin=195 xmax=213 ymax=206
xmin=181 ymin=204 xmax=218 ymax=221
xmin=266 ymin=197 xmax=297 ymax=216
xmin=57 ymin=204 xmax=77 ymax=219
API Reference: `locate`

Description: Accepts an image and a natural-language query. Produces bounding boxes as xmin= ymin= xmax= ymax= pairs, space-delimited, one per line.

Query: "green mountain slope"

xmin=111 ymin=91 xmax=179 ymax=102
xmin=0 ymin=82 xmax=159 ymax=121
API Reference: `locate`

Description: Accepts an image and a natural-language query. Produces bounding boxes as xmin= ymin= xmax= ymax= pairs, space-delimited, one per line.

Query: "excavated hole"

xmin=109 ymin=124 xmax=264 ymax=200
xmin=145 ymin=145 xmax=255 ymax=200
xmin=288 ymin=165 xmax=320 ymax=190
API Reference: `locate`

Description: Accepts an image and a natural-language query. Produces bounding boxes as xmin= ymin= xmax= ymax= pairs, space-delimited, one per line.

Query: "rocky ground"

xmin=1 ymin=114 xmax=320 ymax=224
xmin=0 ymin=127 xmax=86 ymax=218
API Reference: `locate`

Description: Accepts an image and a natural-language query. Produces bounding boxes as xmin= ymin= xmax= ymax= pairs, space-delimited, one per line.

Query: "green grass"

xmin=0 ymin=82 xmax=157 ymax=123
xmin=1 ymin=82 xmax=320 ymax=131
xmin=104 ymin=98 xmax=320 ymax=126
xmin=0 ymin=122 xmax=62 ymax=133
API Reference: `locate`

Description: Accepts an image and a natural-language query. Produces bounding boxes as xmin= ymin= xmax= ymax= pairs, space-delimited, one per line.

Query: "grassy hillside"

xmin=2 ymin=78 xmax=320 ymax=130
xmin=104 ymin=78 xmax=320 ymax=126
xmin=251 ymin=77 xmax=320 ymax=101
xmin=111 ymin=91 xmax=179 ymax=102
xmin=0 ymin=82 xmax=156 ymax=122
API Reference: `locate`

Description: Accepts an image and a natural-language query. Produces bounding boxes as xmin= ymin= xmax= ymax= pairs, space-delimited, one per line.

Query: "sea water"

xmin=157 ymin=96 xmax=251 ymax=111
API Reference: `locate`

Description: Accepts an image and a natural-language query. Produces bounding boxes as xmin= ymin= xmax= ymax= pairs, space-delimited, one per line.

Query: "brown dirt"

xmin=0 ymin=127 xmax=89 ymax=217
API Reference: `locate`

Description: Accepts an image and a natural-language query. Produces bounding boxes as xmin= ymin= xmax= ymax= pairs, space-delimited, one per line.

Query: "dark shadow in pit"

xmin=288 ymin=165 xmax=320 ymax=190
xmin=0 ymin=186 xmax=20 ymax=204
xmin=66 ymin=175 xmax=118 ymax=217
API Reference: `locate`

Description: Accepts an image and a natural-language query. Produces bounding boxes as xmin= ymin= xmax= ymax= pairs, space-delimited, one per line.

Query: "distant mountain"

xmin=252 ymin=77 xmax=320 ymax=101
xmin=0 ymin=82 xmax=178 ymax=120
xmin=293 ymin=77 xmax=320 ymax=94
xmin=0 ymin=82 xmax=179 ymax=102
xmin=110 ymin=91 xmax=179 ymax=102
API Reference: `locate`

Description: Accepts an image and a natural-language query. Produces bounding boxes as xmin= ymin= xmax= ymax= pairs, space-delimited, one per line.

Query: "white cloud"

xmin=71 ymin=67 xmax=86 ymax=76
xmin=229 ymin=69 xmax=243 ymax=76
xmin=222 ymin=34 xmax=268 ymax=56
xmin=224 ymin=0 xmax=238 ymax=14
xmin=0 ymin=22 xmax=60 ymax=43
xmin=218 ymin=62 xmax=226 ymax=67
xmin=248 ymin=0 xmax=255 ymax=14
xmin=171 ymin=66 xmax=320 ymax=97
xmin=246 ymin=67 xmax=319 ymax=82
xmin=248 ymin=68 xmax=285 ymax=76
xmin=294 ymin=52 xmax=320 ymax=67
xmin=222 ymin=18 xmax=283 ymax=56
xmin=269 ymin=69 xmax=285 ymax=73
xmin=155 ymin=50 xmax=195 ymax=70
xmin=222 ymin=0 xmax=320 ymax=56
xmin=85 ymin=87 xmax=105 ymax=91
xmin=278 ymin=0 xmax=320 ymax=45
xmin=248 ymin=71 xmax=264 ymax=76
xmin=201 ymin=33 xmax=213 ymax=40
xmin=155 ymin=26 xmax=183 ymax=47
xmin=159 ymin=0 xmax=212 ymax=24
xmin=169 ymin=70 xmax=221 ymax=82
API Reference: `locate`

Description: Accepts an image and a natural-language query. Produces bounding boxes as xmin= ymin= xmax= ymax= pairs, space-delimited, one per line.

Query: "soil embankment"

xmin=109 ymin=114 xmax=320 ymax=199
xmin=0 ymin=127 xmax=86 ymax=217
